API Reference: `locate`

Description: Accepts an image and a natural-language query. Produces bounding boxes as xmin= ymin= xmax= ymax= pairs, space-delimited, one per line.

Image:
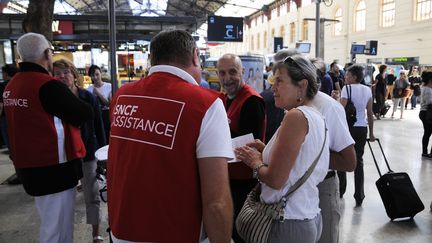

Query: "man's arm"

xmin=328 ymin=94 xmax=356 ymax=171
xmin=198 ymin=157 xmax=233 ymax=243
xmin=367 ymin=97 xmax=376 ymax=141
xmin=239 ymin=96 xmax=265 ymax=139
xmin=39 ymin=80 xmax=93 ymax=127
xmin=330 ymin=145 xmax=356 ymax=171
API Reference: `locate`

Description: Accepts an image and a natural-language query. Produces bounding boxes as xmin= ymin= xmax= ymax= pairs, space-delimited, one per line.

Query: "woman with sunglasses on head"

xmin=341 ymin=64 xmax=376 ymax=206
xmin=235 ymin=55 xmax=330 ymax=243
xmin=53 ymin=59 xmax=107 ymax=243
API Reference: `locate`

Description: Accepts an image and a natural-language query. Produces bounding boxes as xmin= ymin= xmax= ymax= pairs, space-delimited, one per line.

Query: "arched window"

xmin=289 ymin=0 xmax=297 ymax=12
xmin=302 ymin=21 xmax=309 ymax=40
xmin=354 ymin=0 xmax=366 ymax=32
xmin=334 ymin=8 xmax=342 ymax=35
xmin=416 ymin=0 xmax=432 ymax=21
xmin=264 ymin=31 xmax=267 ymax=48
xmin=302 ymin=0 xmax=313 ymax=6
xmin=251 ymin=35 xmax=254 ymax=50
xmin=257 ymin=33 xmax=261 ymax=49
xmin=271 ymin=7 xmax=278 ymax=19
xmin=271 ymin=28 xmax=275 ymax=39
xmin=281 ymin=3 xmax=288 ymax=16
xmin=280 ymin=25 xmax=285 ymax=39
xmin=289 ymin=22 xmax=295 ymax=43
xmin=381 ymin=0 xmax=395 ymax=27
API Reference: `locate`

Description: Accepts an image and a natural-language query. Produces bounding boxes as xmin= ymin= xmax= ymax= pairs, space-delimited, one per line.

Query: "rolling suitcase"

xmin=367 ymin=138 xmax=424 ymax=220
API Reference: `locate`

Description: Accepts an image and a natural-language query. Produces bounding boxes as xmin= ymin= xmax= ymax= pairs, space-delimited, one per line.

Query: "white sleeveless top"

xmin=260 ymin=105 xmax=329 ymax=220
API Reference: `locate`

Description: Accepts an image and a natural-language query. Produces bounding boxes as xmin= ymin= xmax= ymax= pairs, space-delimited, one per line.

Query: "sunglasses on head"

xmin=283 ymin=56 xmax=307 ymax=79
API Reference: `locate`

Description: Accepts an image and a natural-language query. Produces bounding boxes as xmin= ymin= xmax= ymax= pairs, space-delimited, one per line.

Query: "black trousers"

xmin=338 ymin=126 xmax=367 ymax=202
xmin=101 ymin=109 xmax=110 ymax=142
xmin=230 ymin=178 xmax=257 ymax=243
xmin=419 ymin=111 xmax=432 ymax=154
xmin=337 ymin=171 xmax=346 ymax=198
xmin=375 ymin=93 xmax=385 ymax=115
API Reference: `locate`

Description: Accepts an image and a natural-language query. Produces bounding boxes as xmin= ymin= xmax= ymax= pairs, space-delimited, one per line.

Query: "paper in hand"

xmin=229 ymin=133 xmax=254 ymax=163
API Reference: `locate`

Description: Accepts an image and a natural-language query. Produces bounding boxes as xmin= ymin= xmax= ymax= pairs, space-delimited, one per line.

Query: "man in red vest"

xmin=4 ymin=32 xmax=93 ymax=243
xmin=217 ymin=54 xmax=266 ymax=243
xmin=108 ymin=30 xmax=234 ymax=243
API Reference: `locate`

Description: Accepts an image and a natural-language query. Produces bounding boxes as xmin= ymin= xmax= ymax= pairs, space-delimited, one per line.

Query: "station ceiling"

xmin=5 ymin=0 xmax=230 ymax=30
xmin=2 ymin=0 xmax=271 ymax=42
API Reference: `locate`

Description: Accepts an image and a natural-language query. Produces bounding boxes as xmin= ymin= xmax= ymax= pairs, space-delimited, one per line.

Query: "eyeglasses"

xmin=283 ymin=56 xmax=307 ymax=79
xmin=45 ymin=48 xmax=54 ymax=55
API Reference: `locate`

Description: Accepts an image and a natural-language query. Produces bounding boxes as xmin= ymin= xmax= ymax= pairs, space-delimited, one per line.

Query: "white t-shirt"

xmin=311 ymin=91 xmax=355 ymax=153
xmin=341 ymin=84 xmax=372 ymax=127
xmin=260 ymin=106 xmax=329 ymax=220
xmin=87 ymin=82 xmax=112 ymax=105
xmin=112 ymin=65 xmax=234 ymax=243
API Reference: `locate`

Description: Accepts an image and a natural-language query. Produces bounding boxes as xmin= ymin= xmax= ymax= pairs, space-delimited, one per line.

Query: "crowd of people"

xmin=1 ymin=30 xmax=432 ymax=243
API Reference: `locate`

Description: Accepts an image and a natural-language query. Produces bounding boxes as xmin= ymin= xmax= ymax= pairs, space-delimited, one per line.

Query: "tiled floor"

xmin=0 ymin=105 xmax=431 ymax=242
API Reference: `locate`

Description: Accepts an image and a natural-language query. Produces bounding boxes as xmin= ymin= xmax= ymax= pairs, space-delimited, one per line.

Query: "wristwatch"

xmin=252 ymin=163 xmax=267 ymax=179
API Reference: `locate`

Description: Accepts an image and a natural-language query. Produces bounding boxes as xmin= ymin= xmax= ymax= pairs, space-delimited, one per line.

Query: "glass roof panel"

xmin=3 ymin=0 xmax=169 ymax=16
xmin=129 ymin=0 xmax=167 ymax=16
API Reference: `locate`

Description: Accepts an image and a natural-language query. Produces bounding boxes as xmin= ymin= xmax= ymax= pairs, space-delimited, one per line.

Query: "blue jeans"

xmin=411 ymin=95 xmax=418 ymax=108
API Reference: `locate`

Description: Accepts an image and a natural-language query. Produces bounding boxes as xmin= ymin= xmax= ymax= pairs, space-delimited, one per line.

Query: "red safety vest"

xmin=4 ymin=72 xmax=86 ymax=168
xmin=223 ymin=84 xmax=265 ymax=179
xmin=108 ymin=72 xmax=220 ymax=242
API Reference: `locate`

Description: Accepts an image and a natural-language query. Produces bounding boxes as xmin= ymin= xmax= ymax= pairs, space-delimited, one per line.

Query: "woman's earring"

xmin=297 ymin=97 xmax=303 ymax=103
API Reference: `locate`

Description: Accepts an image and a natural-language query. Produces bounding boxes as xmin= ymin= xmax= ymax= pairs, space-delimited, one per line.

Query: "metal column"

xmin=108 ymin=0 xmax=118 ymax=93
xmin=315 ymin=0 xmax=321 ymax=58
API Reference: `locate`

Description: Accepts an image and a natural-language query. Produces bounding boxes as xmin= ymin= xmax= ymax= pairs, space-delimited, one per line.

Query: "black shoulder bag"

xmin=345 ymin=85 xmax=357 ymax=128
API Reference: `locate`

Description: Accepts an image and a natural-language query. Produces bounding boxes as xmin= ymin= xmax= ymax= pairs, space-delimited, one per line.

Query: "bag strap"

xmin=277 ymin=121 xmax=328 ymax=208
xmin=347 ymin=84 xmax=352 ymax=102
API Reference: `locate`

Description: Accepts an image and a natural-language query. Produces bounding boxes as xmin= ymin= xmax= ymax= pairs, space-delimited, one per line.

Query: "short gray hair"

xmin=17 ymin=33 xmax=51 ymax=62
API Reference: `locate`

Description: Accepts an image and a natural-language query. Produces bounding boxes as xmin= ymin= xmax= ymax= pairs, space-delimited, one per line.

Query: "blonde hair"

xmin=53 ymin=59 xmax=79 ymax=81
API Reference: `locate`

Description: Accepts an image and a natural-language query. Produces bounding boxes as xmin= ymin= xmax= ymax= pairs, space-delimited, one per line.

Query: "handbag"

xmin=401 ymin=88 xmax=410 ymax=97
xmin=345 ymin=85 xmax=357 ymax=128
xmin=235 ymin=124 xmax=328 ymax=243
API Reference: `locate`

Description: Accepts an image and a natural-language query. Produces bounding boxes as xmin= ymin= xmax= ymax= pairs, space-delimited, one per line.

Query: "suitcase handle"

xmin=366 ymin=138 xmax=393 ymax=177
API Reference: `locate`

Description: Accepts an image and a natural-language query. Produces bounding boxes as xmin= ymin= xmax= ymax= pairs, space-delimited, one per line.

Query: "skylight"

xmin=129 ymin=0 xmax=167 ymax=16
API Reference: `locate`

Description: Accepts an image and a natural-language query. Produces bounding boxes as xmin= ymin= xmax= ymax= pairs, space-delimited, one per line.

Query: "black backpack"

xmin=345 ymin=85 xmax=357 ymax=128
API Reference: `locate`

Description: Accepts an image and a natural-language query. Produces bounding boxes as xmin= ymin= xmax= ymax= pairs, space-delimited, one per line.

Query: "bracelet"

xmin=253 ymin=163 xmax=267 ymax=180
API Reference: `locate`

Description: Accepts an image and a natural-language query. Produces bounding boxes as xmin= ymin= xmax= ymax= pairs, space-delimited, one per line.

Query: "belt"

xmin=324 ymin=171 xmax=336 ymax=180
